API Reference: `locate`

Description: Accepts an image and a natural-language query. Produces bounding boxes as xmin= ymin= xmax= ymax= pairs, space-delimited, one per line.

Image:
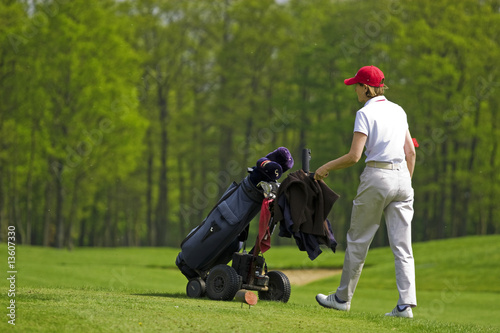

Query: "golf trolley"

xmin=187 ymin=181 xmax=290 ymax=302
xmin=176 ymin=148 xmax=295 ymax=303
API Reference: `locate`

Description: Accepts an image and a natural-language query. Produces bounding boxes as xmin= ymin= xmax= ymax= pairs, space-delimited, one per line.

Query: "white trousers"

xmin=336 ymin=163 xmax=417 ymax=307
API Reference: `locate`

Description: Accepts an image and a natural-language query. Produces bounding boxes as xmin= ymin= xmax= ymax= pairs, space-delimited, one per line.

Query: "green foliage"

xmin=0 ymin=0 xmax=499 ymax=247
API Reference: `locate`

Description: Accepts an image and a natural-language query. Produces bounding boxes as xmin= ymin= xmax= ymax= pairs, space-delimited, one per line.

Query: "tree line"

xmin=1 ymin=0 xmax=499 ymax=249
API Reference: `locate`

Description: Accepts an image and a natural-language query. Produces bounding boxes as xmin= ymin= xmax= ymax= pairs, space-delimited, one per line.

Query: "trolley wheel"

xmin=258 ymin=271 xmax=291 ymax=303
xmin=205 ymin=264 xmax=241 ymax=301
xmin=186 ymin=278 xmax=206 ymax=298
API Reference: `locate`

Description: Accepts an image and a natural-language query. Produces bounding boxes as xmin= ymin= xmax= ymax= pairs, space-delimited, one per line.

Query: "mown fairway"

xmin=1 ymin=235 xmax=499 ymax=332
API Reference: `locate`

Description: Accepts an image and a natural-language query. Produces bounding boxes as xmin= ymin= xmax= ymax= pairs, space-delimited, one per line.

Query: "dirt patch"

xmin=279 ymin=269 xmax=342 ymax=286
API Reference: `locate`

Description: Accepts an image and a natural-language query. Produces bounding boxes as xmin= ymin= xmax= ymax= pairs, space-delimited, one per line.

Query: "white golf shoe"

xmin=315 ymin=293 xmax=350 ymax=311
xmin=385 ymin=306 xmax=413 ymax=318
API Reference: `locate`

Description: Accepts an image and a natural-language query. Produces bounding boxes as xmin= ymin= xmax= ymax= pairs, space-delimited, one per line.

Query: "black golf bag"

xmin=176 ymin=175 xmax=263 ymax=276
xmin=175 ymin=148 xmax=294 ymax=302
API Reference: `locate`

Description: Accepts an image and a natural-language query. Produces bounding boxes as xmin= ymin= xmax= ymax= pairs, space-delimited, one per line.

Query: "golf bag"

xmin=176 ymin=147 xmax=294 ymax=279
xmin=176 ymin=174 xmax=264 ymax=278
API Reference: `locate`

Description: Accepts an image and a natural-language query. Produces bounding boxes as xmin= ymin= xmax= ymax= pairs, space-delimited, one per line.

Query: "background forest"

xmin=1 ymin=0 xmax=499 ymax=249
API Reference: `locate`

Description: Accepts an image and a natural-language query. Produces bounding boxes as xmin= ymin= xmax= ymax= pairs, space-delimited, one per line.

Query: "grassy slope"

xmin=0 ymin=235 xmax=499 ymax=332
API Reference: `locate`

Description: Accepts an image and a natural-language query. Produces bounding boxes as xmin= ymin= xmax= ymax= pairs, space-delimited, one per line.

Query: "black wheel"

xmin=205 ymin=264 xmax=241 ymax=301
xmin=186 ymin=278 xmax=206 ymax=298
xmin=258 ymin=271 xmax=291 ymax=303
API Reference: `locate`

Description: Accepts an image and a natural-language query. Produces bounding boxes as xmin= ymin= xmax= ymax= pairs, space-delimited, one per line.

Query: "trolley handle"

xmin=302 ymin=148 xmax=315 ymax=179
xmin=301 ymin=148 xmax=311 ymax=173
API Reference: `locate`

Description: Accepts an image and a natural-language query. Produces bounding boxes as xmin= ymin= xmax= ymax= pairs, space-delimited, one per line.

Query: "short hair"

xmin=359 ymin=79 xmax=388 ymax=98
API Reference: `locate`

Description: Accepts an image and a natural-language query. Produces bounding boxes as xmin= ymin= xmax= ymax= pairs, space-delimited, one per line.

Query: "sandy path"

xmin=279 ymin=269 xmax=342 ymax=286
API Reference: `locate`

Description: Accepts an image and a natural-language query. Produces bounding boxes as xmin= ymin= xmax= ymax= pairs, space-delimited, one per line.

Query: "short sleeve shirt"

xmin=354 ymin=96 xmax=408 ymax=164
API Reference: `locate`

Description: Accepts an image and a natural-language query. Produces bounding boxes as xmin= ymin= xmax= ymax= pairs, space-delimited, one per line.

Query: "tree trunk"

xmin=266 ymin=85 xmax=278 ymax=149
xmin=155 ymin=79 xmax=169 ymax=246
xmin=25 ymin=124 xmax=36 ymax=245
xmin=487 ymin=113 xmax=498 ymax=235
xmin=54 ymin=160 xmax=65 ymax=248
xmin=9 ymin=149 xmax=25 ymax=244
xmin=0 ymin=164 xmax=4 ymax=243
xmin=112 ymin=185 xmax=118 ymax=246
xmin=78 ymin=218 xmax=86 ymax=246
xmin=65 ymin=177 xmax=79 ymax=250
xmin=178 ymin=158 xmax=186 ymax=241
xmin=243 ymin=117 xmax=254 ymax=168
xmin=42 ymin=178 xmax=53 ymax=247
xmin=88 ymin=205 xmax=98 ymax=247
xmin=450 ymin=142 xmax=459 ymax=237
xmin=437 ymin=141 xmax=447 ymax=239
xmin=242 ymin=75 xmax=258 ymax=170
xmin=145 ymin=128 xmax=155 ymax=246
xmin=459 ymin=100 xmax=481 ymax=237
xmin=299 ymin=68 xmax=310 ymax=153
xmin=420 ymin=194 xmax=430 ymax=242
xmin=104 ymin=189 xmax=112 ymax=247
xmin=193 ymin=87 xmax=208 ymax=231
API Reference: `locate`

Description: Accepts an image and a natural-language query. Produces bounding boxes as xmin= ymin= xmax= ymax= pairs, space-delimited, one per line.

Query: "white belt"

xmin=366 ymin=161 xmax=401 ymax=170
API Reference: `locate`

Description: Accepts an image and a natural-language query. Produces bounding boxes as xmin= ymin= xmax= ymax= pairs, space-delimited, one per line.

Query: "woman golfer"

xmin=314 ymin=65 xmax=417 ymax=318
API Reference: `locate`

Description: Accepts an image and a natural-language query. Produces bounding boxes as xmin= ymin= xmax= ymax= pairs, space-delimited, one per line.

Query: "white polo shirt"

xmin=353 ymin=95 xmax=408 ymax=164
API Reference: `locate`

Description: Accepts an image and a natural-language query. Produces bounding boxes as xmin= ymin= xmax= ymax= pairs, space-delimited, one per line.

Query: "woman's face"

xmin=355 ymin=84 xmax=369 ymax=103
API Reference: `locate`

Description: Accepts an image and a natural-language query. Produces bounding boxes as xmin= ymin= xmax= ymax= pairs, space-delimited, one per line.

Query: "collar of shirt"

xmin=364 ymin=95 xmax=387 ymax=107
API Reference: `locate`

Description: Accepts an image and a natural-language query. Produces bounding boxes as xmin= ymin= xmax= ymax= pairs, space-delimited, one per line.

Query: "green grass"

xmin=1 ymin=235 xmax=499 ymax=332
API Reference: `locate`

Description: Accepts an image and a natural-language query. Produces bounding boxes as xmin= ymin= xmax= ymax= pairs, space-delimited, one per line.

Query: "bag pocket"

xmin=216 ymin=201 xmax=239 ymax=226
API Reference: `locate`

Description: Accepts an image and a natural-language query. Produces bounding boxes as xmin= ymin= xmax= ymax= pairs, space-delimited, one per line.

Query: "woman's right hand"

xmin=314 ymin=165 xmax=329 ymax=181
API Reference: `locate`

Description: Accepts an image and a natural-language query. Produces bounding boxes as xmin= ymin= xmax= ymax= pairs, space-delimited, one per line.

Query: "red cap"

xmin=344 ymin=65 xmax=385 ymax=87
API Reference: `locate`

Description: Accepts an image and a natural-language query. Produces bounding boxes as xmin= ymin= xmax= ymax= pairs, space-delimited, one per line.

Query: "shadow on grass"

xmin=133 ymin=292 xmax=230 ymax=303
xmin=133 ymin=292 xmax=187 ymax=299
xmin=56 ymin=262 xmax=177 ymax=270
